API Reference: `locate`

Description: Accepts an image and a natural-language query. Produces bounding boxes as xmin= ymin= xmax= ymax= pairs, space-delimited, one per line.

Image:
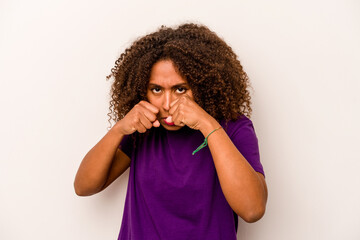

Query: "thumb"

xmin=152 ymin=120 xmax=160 ymax=127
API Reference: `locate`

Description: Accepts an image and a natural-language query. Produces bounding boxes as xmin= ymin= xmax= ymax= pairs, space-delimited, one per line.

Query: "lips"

xmin=163 ymin=116 xmax=175 ymax=126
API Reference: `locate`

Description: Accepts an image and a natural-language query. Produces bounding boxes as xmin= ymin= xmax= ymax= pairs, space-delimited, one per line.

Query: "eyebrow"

xmin=148 ymin=83 xmax=189 ymax=89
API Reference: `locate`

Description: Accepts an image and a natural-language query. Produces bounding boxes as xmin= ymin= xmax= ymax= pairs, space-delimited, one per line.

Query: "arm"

xmin=74 ymin=101 xmax=160 ymax=196
xmin=199 ymin=118 xmax=268 ymax=223
xmin=74 ymin=123 xmax=130 ymax=196
xmin=170 ymin=96 xmax=268 ymax=222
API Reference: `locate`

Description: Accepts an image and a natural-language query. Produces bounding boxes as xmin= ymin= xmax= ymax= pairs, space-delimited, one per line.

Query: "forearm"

xmin=199 ymin=118 xmax=267 ymax=222
xmin=74 ymin=123 xmax=125 ymax=196
xmin=74 ymin=101 xmax=160 ymax=196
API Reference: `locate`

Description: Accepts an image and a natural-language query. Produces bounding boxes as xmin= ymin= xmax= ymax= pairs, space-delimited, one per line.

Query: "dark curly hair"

xmin=107 ymin=23 xmax=252 ymax=126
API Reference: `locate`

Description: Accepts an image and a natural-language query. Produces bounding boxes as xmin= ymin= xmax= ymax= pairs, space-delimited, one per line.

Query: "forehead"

xmin=148 ymin=60 xmax=188 ymax=86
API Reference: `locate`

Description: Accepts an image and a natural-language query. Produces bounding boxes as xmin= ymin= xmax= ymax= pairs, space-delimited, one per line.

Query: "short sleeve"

xmin=222 ymin=116 xmax=265 ymax=178
xmin=118 ymin=134 xmax=135 ymax=159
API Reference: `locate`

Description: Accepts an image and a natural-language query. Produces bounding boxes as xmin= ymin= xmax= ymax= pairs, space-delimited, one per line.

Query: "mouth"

xmin=162 ymin=116 xmax=175 ymax=126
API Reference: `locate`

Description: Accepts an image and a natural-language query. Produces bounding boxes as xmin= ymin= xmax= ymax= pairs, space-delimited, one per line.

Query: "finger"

xmin=142 ymin=108 xmax=158 ymax=123
xmin=171 ymin=107 xmax=185 ymax=127
xmin=169 ymin=95 xmax=191 ymax=115
xmin=170 ymin=98 xmax=184 ymax=125
xmin=169 ymin=97 xmax=180 ymax=108
xmin=139 ymin=101 xmax=159 ymax=114
xmin=135 ymin=101 xmax=158 ymax=123
xmin=134 ymin=122 xmax=147 ymax=133
xmin=169 ymin=99 xmax=180 ymax=115
xmin=138 ymin=112 xmax=153 ymax=130
xmin=152 ymin=120 xmax=160 ymax=127
xmin=133 ymin=118 xmax=147 ymax=133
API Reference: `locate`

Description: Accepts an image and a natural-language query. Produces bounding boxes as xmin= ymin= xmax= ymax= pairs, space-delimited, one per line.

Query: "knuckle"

xmin=133 ymin=117 xmax=140 ymax=124
xmin=133 ymin=104 xmax=140 ymax=111
xmin=135 ymin=112 xmax=141 ymax=118
xmin=149 ymin=114 xmax=157 ymax=121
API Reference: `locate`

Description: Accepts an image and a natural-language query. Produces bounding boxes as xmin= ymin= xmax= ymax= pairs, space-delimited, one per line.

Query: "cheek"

xmin=146 ymin=93 xmax=161 ymax=107
xmin=186 ymin=89 xmax=195 ymax=100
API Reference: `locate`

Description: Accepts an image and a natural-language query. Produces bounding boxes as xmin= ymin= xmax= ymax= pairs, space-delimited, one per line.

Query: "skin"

xmin=146 ymin=60 xmax=195 ymax=131
xmin=74 ymin=60 xmax=268 ymax=223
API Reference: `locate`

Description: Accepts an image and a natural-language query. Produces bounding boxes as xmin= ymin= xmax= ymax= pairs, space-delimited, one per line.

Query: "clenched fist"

xmin=116 ymin=101 xmax=160 ymax=135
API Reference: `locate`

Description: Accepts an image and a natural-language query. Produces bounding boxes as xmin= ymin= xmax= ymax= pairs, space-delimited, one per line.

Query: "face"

xmin=146 ymin=60 xmax=194 ymax=131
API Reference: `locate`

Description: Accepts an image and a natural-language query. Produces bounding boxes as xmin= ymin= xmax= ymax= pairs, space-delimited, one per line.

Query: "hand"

xmin=169 ymin=96 xmax=214 ymax=131
xmin=116 ymin=101 xmax=160 ymax=135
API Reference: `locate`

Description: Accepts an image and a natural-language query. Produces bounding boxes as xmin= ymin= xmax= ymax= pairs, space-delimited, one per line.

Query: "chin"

xmin=161 ymin=123 xmax=183 ymax=131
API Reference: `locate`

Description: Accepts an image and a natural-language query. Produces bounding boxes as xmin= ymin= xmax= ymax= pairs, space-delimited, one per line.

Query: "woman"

xmin=74 ymin=23 xmax=268 ymax=240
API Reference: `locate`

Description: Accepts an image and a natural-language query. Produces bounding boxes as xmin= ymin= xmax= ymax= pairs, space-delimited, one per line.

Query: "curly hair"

xmin=107 ymin=23 xmax=252 ymax=126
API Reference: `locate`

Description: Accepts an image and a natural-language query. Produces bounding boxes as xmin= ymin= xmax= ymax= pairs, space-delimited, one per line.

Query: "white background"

xmin=1 ymin=0 xmax=359 ymax=239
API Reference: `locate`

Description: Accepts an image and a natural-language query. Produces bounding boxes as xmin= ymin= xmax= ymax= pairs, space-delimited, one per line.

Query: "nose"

xmin=162 ymin=92 xmax=172 ymax=111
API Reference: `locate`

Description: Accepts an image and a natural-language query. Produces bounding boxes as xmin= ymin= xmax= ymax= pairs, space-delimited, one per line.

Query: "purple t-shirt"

xmin=118 ymin=115 xmax=264 ymax=240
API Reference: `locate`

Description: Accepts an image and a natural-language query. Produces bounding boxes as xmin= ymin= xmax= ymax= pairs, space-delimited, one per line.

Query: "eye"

xmin=151 ymin=88 xmax=162 ymax=94
xmin=176 ymin=87 xmax=187 ymax=94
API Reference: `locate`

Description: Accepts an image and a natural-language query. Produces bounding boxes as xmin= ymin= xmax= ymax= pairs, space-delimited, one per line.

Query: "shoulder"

xmin=222 ymin=115 xmax=265 ymax=176
xmin=221 ymin=115 xmax=256 ymax=140
xmin=119 ymin=132 xmax=140 ymax=158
